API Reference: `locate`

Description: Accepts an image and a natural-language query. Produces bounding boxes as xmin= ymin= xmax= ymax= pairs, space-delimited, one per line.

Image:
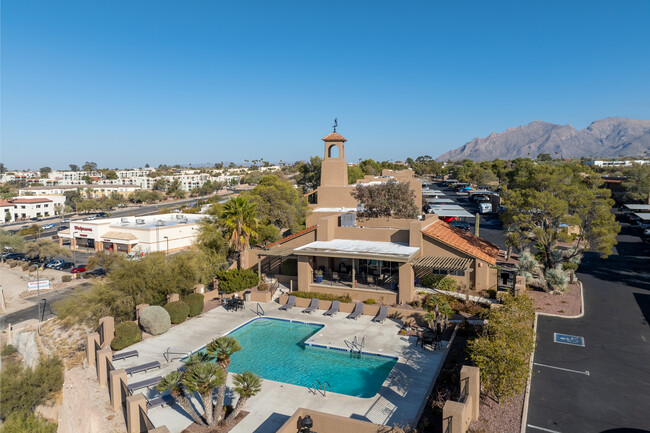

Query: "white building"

xmin=585 ymin=160 xmax=650 ymax=167
xmin=18 ymin=184 xmax=141 ymax=198
xmin=57 ymin=213 xmax=207 ymax=254
xmin=4 ymin=196 xmax=66 ymax=221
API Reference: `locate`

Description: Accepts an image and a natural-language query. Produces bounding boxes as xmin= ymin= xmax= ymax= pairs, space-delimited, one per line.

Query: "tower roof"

xmin=322 ymin=132 xmax=347 ymax=142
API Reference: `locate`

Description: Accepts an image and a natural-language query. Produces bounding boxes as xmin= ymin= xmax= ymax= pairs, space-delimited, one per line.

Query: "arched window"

xmin=327 ymin=144 xmax=340 ymax=158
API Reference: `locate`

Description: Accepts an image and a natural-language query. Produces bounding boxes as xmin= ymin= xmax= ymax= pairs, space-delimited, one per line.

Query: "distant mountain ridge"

xmin=436 ymin=117 xmax=650 ymax=161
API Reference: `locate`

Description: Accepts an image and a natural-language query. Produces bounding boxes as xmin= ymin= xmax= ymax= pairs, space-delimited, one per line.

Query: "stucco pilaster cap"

xmin=322 ymin=132 xmax=347 ymax=142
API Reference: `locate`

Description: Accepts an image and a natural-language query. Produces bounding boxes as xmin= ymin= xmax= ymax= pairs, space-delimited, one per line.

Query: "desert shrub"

xmin=420 ymin=274 xmax=445 ymax=288
xmin=291 ymin=291 xmax=351 ymax=303
xmin=545 ymin=265 xmax=568 ymax=293
xmin=437 ymin=276 xmax=459 ymax=292
xmin=184 ymin=293 xmax=204 ymax=317
xmin=423 ymin=294 xmax=454 ymax=317
xmin=111 ymin=321 xmax=142 ymax=351
xmin=214 ymin=268 xmax=259 ymax=293
xmin=139 ymin=306 xmax=171 ymax=335
xmin=257 ymin=283 xmax=270 ymax=291
xmin=0 ymin=356 xmax=64 ymax=419
xmin=364 ymin=298 xmax=376 ymax=305
xmin=8 ymin=260 xmax=19 ymax=268
xmin=1 ymin=344 xmax=17 ymax=356
xmin=21 ymin=263 xmax=30 ymax=271
xmin=164 ymin=301 xmax=190 ymax=324
xmin=280 ymin=258 xmax=298 ymax=276
xmin=1 ymin=412 xmax=57 ymax=433
xmin=61 ymin=275 xmax=72 ymax=283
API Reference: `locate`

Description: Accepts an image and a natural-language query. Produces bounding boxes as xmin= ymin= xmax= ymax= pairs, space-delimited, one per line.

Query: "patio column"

xmin=127 ymin=244 xmax=132 ymax=253
xmin=257 ymin=254 xmax=261 ymax=281
xmin=351 ymin=258 xmax=356 ymax=287
xmin=398 ymin=262 xmax=414 ymax=304
xmin=297 ymin=255 xmax=312 ymax=291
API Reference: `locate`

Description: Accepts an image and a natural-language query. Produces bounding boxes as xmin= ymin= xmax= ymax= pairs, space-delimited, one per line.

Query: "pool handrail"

xmin=164 ymin=346 xmax=192 ymax=363
xmin=256 ymin=303 xmax=265 ymax=316
xmin=323 ymin=381 xmax=331 ymax=395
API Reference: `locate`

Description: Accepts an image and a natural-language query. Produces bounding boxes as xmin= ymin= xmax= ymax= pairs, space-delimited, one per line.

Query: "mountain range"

xmin=436 ymin=117 xmax=650 ymax=161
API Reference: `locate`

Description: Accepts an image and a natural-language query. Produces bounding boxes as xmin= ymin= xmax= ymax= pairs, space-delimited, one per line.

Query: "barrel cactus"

xmin=139 ymin=306 xmax=171 ymax=335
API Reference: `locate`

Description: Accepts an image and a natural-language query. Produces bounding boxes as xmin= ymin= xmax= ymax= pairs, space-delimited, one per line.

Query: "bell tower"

xmin=320 ymin=131 xmax=348 ymax=188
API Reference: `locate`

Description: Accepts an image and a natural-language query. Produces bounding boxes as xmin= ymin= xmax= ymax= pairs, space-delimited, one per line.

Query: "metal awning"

xmin=431 ymin=209 xmax=475 ymax=218
xmin=258 ymin=246 xmax=295 ymax=257
xmin=634 ymin=212 xmax=650 ymax=221
xmin=623 ymin=204 xmax=650 ymax=211
xmin=293 ymin=239 xmax=420 ymax=262
xmin=412 ymin=256 xmax=472 ymax=272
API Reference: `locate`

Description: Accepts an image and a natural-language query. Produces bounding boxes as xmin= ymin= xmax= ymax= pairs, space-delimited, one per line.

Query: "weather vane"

xmin=333 ymin=118 xmax=338 ymax=132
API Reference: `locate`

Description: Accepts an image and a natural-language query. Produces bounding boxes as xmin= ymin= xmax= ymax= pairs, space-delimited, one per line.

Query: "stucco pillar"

xmin=474 ymin=260 xmax=490 ymax=291
xmin=58 ymin=237 xmax=63 ymax=247
xmin=86 ymin=332 xmax=100 ymax=367
xmin=167 ymin=293 xmax=180 ymax=303
xmin=194 ymin=284 xmax=204 ymax=294
xmin=297 ymin=255 xmax=312 ymax=292
xmin=98 ymin=316 xmax=115 ymax=349
xmin=109 ymin=369 xmax=127 ymax=411
xmin=127 ymin=243 xmax=132 ymax=253
xmin=398 ymin=262 xmax=414 ymax=304
xmin=461 ymin=365 xmax=480 ymax=421
xmin=113 ymin=242 xmax=117 ymax=253
xmin=71 ymin=237 xmax=76 ymax=250
xmin=96 ymin=347 xmax=112 ymax=387
xmin=135 ymin=304 xmax=149 ymax=320
xmin=126 ymin=394 xmax=148 ymax=433
xmin=442 ymin=400 xmax=467 ymax=433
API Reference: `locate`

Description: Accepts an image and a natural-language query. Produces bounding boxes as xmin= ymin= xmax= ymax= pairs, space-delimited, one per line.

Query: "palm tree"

xmin=156 ymin=371 xmax=204 ymax=425
xmin=226 ymin=372 xmax=262 ymax=422
xmin=220 ymin=196 xmax=258 ymax=269
xmin=182 ymin=362 xmax=224 ymax=426
xmin=205 ymin=336 xmax=242 ymax=423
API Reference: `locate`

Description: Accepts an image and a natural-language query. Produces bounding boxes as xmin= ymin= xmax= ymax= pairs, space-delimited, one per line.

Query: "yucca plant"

xmin=544 ymin=265 xmax=568 ymax=293
xmin=205 ymin=336 xmax=242 ymax=422
xmin=182 ymin=363 xmax=224 ymax=426
xmin=226 ymin=371 xmax=262 ymax=423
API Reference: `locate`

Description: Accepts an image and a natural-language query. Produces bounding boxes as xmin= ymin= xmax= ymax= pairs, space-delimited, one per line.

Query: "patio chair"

xmin=280 ymin=295 xmax=296 ymax=311
xmin=147 ymin=394 xmax=175 ymax=409
xmin=366 ymin=275 xmax=375 ymax=286
xmin=302 ymin=298 xmax=319 ymax=314
xmin=372 ymin=306 xmax=388 ymax=323
xmin=125 ymin=361 xmax=161 ymax=376
xmin=127 ymin=376 xmax=162 ymax=393
xmin=324 ymin=300 xmax=340 ymax=316
xmin=347 ymin=302 xmax=363 ymax=320
xmin=112 ymin=350 xmax=139 ymax=362
xmin=332 ymin=271 xmax=340 ymax=283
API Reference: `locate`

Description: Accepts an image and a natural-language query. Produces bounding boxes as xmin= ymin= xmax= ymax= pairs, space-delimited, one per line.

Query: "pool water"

xmin=196 ymin=318 xmax=397 ymax=398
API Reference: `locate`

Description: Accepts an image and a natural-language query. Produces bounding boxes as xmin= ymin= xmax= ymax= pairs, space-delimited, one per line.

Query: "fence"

xmin=441 ymin=366 xmax=480 ymax=433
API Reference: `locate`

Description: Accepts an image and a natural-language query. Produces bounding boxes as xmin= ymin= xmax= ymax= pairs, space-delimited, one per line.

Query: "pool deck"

xmin=112 ymin=300 xmax=450 ymax=433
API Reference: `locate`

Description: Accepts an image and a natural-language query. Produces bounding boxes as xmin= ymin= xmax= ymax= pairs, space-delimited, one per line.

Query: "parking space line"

xmin=528 ymin=424 xmax=562 ymax=433
xmin=534 ymin=362 xmax=590 ymax=376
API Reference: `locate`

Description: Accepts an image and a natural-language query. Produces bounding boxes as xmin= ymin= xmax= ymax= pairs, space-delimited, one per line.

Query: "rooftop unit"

xmin=136 ymin=219 xmax=145 ymax=225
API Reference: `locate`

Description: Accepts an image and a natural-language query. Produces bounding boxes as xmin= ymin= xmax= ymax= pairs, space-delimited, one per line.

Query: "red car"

xmin=442 ymin=216 xmax=460 ymax=222
xmin=71 ymin=265 xmax=86 ymax=274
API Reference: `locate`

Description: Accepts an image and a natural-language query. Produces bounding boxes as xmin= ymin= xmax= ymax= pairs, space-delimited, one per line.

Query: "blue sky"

xmin=2 ymin=0 xmax=649 ymax=170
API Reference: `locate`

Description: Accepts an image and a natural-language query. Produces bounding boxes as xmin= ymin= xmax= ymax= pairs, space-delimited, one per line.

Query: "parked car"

xmin=62 ymin=218 xmax=70 ymax=223
xmin=42 ymin=223 xmax=55 ymax=230
xmin=71 ymin=265 xmax=87 ymax=273
xmin=449 ymin=221 xmax=471 ymax=231
xmin=85 ymin=216 xmax=96 ymax=221
xmin=84 ymin=268 xmax=106 ymax=278
xmin=473 ymin=195 xmax=490 ymax=203
xmin=45 ymin=259 xmax=64 ymax=269
xmin=30 ymin=217 xmax=41 ymax=221
xmin=96 ymin=212 xmax=108 ymax=218
xmin=54 ymin=261 xmax=74 ymax=270
xmin=4 ymin=252 xmax=25 ymax=260
xmin=442 ymin=216 xmax=460 ymax=222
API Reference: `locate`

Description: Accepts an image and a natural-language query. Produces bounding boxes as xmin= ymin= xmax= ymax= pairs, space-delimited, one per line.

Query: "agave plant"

xmin=205 ymin=336 xmax=242 ymax=422
xmin=544 ymin=265 xmax=568 ymax=293
xmin=226 ymin=371 xmax=262 ymax=423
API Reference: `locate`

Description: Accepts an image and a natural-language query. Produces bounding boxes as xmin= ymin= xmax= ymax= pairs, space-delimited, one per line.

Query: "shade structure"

xmin=293 ymin=239 xmax=420 ymax=262
xmin=412 ymin=256 xmax=472 ymax=277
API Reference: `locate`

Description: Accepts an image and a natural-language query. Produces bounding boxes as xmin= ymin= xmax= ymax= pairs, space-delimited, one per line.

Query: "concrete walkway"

xmin=113 ymin=300 xmax=448 ymax=433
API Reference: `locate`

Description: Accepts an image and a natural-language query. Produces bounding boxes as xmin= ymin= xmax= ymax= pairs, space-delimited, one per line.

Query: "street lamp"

xmin=163 ymin=236 xmax=169 ymax=256
xmin=72 ymin=231 xmax=78 ymax=269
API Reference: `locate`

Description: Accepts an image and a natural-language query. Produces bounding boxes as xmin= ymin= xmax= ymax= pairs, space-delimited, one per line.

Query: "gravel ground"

xmin=527 ymin=282 xmax=582 ymax=316
xmin=469 ymin=391 xmax=525 ymax=433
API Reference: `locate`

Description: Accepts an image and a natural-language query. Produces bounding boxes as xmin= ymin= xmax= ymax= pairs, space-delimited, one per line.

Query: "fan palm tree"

xmin=205 ymin=336 xmax=242 ymax=422
xmin=156 ymin=371 xmax=204 ymax=425
xmin=226 ymin=372 xmax=262 ymax=422
xmin=220 ymin=196 xmax=258 ymax=269
xmin=182 ymin=362 xmax=225 ymax=426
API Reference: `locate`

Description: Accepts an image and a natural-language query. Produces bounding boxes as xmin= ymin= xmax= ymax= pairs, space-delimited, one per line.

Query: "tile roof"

xmin=11 ymin=198 xmax=53 ymax=204
xmin=421 ymin=219 xmax=499 ymax=265
xmin=264 ymin=225 xmax=317 ymax=249
xmin=0 ymin=200 xmax=13 ymax=207
xmin=322 ymin=132 xmax=347 ymax=142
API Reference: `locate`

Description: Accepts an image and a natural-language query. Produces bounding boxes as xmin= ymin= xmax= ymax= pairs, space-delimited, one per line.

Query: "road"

xmin=525 ymin=222 xmax=650 ymax=433
xmin=0 ymin=283 xmax=90 ymax=330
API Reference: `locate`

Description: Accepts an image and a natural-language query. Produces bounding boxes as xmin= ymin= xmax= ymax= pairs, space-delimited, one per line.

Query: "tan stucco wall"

xmin=277 ymin=408 xmax=383 ymax=433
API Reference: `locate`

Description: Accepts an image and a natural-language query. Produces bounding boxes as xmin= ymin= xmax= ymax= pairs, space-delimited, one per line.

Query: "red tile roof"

xmin=11 ymin=198 xmax=52 ymax=204
xmin=421 ymin=219 xmax=499 ymax=265
xmin=264 ymin=225 xmax=317 ymax=249
xmin=322 ymin=132 xmax=347 ymax=142
xmin=0 ymin=200 xmax=13 ymax=207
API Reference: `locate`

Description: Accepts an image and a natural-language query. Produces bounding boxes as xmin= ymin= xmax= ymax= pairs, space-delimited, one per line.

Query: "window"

xmin=36 ymin=205 xmax=41 ymax=208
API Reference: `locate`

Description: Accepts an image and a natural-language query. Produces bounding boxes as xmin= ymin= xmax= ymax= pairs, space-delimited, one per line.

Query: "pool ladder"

xmin=256 ymin=303 xmax=265 ymax=316
xmin=352 ymin=336 xmax=365 ymax=354
xmin=311 ymin=379 xmax=331 ymax=396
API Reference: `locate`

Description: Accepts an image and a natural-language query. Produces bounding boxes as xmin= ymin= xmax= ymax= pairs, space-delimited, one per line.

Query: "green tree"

xmin=220 ymin=196 xmax=258 ymax=269
xmin=621 ymin=163 xmax=650 ymax=204
xmin=19 ymin=224 xmax=41 ymax=239
xmin=104 ymin=170 xmax=118 ymax=180
xmin=152 ymin=178 xmax=170 ymax=191
xmin=409 ymin=155 xmax=443 ymax=177
xmin=249 ymin=175 xmax=309 ymax=236
xmin=39 ymin=167 xmax=52 ymax=177
xmin=295 ymin=156 xmax=321 ymax=192
xmin=226 ymin=372 xmax=262 ymax=423
xmin=205 ymin=336 xmax=242 ymax=423
xmin=87 ymin=250 xmax=127 ymax=271
xmin=0 ymin=231 xmax=25 ymax=257
xmin=347 ymin=165 xmax=365 ymax=184
xmin=352 ymin=181 xmax=418 ymax=219
xmin=82 ymin=161 xmax=97 ymax=172
xmin=0 ymin=162 xmax=7 ymax=174
xmin=69 ymin=164 xmax=80 ymax=171
xmin=182 ymin=362 xmax=225 ymax=425
xmin=537 ymin=153 xmax=552 ymax=161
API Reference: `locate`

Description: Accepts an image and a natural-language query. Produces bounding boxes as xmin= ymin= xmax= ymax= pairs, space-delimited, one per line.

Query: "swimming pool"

xmin=194 ymin=317 xmax=397 ymax=398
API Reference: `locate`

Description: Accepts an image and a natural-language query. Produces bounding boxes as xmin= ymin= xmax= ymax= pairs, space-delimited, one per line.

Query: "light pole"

xmin=72 ymin=231 xmax=78 ymax=269
xmin=164 ymin=236 xmax=169 ymax=256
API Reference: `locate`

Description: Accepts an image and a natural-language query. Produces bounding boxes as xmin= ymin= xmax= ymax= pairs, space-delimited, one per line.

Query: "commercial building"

xmin=18 ymin=184 xmax=142 ymax=198
xmin=1 ymin=196 xmax=66 ymax=222
xmin=57 ymin=213 xmax=206 ymax=254
xmin=584 ymin=160 xmax=650 ymax=167
xmin=251 ymin=131 xmax=502 ymax=304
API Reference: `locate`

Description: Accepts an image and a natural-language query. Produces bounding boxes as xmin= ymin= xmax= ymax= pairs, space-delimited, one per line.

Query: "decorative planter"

xmin=315 ymin=275 xmax=323 ymax=283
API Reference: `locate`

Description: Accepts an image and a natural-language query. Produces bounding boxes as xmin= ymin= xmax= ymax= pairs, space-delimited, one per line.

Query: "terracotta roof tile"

xmin=421 ymin=219 xmax=499 ymax=265
xmin=322 ymin=132 xmax=347 ymax=142
xmin=11 ymin=198 xmax=53 ymax=204
xmin=264 ymin=225 xmax=317 ymax=249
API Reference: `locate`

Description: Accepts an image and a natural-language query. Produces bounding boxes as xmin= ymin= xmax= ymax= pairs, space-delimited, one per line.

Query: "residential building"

xmin=18 ymin=184 xmax=142 ymax=198
xmin=4 ymin=196 xmax=66 ymax=221
xmin=585 ymin=160 xmax=650 ymax=167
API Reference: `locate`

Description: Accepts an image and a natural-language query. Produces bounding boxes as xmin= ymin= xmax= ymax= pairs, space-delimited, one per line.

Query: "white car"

xmin=42 ymin=223 xmax=55 ymax=230
xmin=62 ymin=218 xmax=70 ymax=223
xmin=85 ymin=216 xmax=96 ymax=221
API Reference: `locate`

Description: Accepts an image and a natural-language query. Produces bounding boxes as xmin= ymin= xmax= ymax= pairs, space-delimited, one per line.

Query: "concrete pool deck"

xmin=112 ymin=300 xmax=450 ymax=433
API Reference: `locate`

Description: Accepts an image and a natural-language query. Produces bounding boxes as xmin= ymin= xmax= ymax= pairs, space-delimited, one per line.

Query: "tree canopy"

xmin=352 ymin=181 xmax=418 ymax=219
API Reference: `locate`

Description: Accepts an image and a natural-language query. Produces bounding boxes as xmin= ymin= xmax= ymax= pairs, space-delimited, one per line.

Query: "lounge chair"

xmin=280 ymin=295 xmax=296 ymax=311
xmin=113 ymin=350 xmax=139 ymax=362
xmin=324 ymin=300 xmax=340 ymax=316
xmin=147 ymin=394 xmax=175 ymax=409
xmin=347 ymin=302 xmax=363 ymax=320
xmin=125 ymin=361 xmax=161 ymax=376
xmin=372 ymin=306 xmax=388 ymax=323
xmin=302 ymin=298 xmax=319 ymax=314
xmin=127 ymin=376 xmax=162 ymax=393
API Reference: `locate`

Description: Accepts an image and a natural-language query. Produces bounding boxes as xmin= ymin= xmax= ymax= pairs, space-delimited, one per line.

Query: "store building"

xmin=57 ymin=213 xmax=206 ymax=254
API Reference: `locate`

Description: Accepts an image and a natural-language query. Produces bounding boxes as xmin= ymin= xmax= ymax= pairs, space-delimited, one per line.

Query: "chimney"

xmin=474 ymin=213 xmax=480 ymax=237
